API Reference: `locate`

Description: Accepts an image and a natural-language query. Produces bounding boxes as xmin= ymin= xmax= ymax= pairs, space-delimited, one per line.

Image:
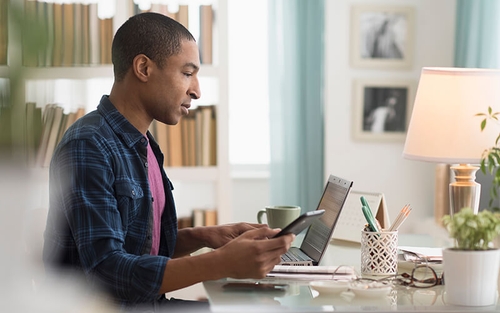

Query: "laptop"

xmin=278 ymin=174 xmax=353 ymax=266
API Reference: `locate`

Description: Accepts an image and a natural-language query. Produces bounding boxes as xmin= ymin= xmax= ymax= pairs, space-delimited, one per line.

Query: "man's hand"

xmin=214 ymin=227 xmax=295 ymax=279
xmin=203 ymin=222 xmax=268 ymax=249
xmin=160 ymin=227 xmax=294 ymax=293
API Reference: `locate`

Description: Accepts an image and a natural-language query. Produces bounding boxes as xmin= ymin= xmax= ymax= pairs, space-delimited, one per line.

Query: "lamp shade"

xmin=403 ymin=67 xmax=500 ymax=164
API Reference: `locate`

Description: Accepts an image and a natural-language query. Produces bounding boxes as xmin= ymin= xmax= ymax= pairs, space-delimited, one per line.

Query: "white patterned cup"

xmin=361 ymin=230 xmax=398 ymax=276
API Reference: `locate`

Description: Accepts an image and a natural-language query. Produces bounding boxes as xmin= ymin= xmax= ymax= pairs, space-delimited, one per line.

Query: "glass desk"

xmin=203 ymin=235 xmax=500 ymax=312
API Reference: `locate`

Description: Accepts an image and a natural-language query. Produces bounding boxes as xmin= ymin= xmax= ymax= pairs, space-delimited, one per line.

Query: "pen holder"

xmin=361 ymin=230 xmax=398 ymax=276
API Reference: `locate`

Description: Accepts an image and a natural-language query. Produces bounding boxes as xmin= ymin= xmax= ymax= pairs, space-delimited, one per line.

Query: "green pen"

xmin=361 ymin=205 xmax=380 ymax=232
xmin=361 ymin=196 xmax=383 ymax=231
xmin=360 ymin=196 xmax=376 ymax=222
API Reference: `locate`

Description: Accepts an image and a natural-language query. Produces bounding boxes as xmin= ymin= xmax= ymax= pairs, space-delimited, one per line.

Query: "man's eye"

xmin=184 ymin=72 xmax=193 ymax=77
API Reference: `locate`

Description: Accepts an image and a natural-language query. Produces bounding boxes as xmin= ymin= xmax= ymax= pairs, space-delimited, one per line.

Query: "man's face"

xmin=145 ymin=39 xmax=201 ymax=126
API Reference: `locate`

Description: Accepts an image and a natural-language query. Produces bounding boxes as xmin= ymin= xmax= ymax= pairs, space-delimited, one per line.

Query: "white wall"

xmin=232 ymin=176 xmax=270 ymax=224
xmin=324 ymin=0 xmax=457 ymax=233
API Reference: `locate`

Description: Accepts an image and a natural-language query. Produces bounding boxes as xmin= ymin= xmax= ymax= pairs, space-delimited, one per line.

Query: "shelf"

xmin=14 ymin=64 xmax=218 ymax=81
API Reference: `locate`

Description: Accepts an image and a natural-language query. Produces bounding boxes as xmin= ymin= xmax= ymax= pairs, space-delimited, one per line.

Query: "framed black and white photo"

xmin=350 ymin=5 xmax=415 ymax=70
xmin=352 ymin=79 xmax=415 ymax=141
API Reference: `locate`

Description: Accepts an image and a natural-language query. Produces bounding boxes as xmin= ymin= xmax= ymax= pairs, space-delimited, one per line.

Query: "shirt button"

xmin=131 ymin=190 xmax=136 ymax=196
xmin=145 ymin=162 xmax=148 ymax=167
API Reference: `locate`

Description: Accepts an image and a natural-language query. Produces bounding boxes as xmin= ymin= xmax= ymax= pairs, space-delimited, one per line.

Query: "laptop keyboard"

xmin=281 ymin=248 xmax=313 ymax=262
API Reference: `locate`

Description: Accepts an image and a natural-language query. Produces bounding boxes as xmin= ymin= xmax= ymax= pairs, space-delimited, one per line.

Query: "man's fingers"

xmin=240 ymin=227 xmax=280 ymax=239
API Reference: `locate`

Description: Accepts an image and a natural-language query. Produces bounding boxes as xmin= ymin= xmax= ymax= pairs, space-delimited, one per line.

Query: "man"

xmin=43 ymin=12 xmax=294 ymax=310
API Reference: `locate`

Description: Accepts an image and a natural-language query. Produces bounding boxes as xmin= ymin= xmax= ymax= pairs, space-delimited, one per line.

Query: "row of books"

xmin=24 ymin=101 xmax=216 ymax=168
xmin=21 ymin=1 xmax=214 ymax=67
xmin=150 ymin=105 xmax=217 ymax=167
xmin=178 ymin=208 xmax=218 ymax=229
xmin=26 ymin=103 xmax=85 ymax=167
xmin=23 ymin=1 xmax=112 ymax=67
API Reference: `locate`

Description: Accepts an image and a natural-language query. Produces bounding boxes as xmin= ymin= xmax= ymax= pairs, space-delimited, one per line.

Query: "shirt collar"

xmin=97 ymin=95 xmax=147 ymax=148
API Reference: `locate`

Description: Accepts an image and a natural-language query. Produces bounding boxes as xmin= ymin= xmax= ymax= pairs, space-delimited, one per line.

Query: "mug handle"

xmin=257 ymin=210 xmax=267 ymax=224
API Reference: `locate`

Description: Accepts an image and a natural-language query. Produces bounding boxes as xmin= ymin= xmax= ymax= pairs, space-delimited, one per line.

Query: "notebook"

xmin=277 ymin=174 xmax=353 ymax=266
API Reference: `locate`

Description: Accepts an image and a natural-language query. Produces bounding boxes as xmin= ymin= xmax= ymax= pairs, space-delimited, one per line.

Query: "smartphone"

xmin=273 ymin=210 xmax=325 ymax=238
xmin=222 ymin=282 xmax=288 ymax=292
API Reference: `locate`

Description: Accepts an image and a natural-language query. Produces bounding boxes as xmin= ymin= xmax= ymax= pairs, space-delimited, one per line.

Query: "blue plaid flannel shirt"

xmin=43 ymin=95 xmax=178 ymax=308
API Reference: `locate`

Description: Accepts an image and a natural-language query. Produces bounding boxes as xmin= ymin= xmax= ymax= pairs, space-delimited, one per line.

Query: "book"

xmin=88 ymin=3 xmax=99 ymax=65
xmin=175 ymin=5 xmax=189 ymax=29
xmin=45 ymin=1 xmax=55 ymax=66
xmin=36 ymin=104 xmax=56 ymax=167
xmin=36 ymin=0 xmax=47 ymax=66
xmin=62 ymin=110 xmax=77 ymax=133
xmin=204 ymin=209 xmax=217 ymax=226
xmin=177 ymin=216 xmax=193 ymax=229
xmin=52 ymin=3 xmax=64 ymax=66
xmin=192 ymin=209 xmax=205 ymax=227
xmin=23 ymin=0 xmax=38 ymax=67
xmin=199 ymin=5 xmax=213 ymax=64
xmin=154 ymin=120 xmax=169 ymax=167
xmin=73 ymin=107 xmax=85 ymax=121
xmin=0 ymin=106 xmax=11 ymax=150
xmin=42 ymin=106 xmax=64 ymax=167
xmin=200 ymin=105 xmax=216 ymax=166
xmin=194 ymin=107 xmax=203 ymax=166
xmin=167 ymin=124 xmax=183 ymax=167
xmin=62 ymin=3 xmax=75 ymax=66
xmin=81 ymin=4 xmax=90 ymax=65
xmin=180 ymin=117 xmax=190 ymax=166
xmin=25 ymin=102 xmax=36 ymax=165
xmin=0 ymin=0 xmax=7 ymax=65
xmin=73 ymin=2 xmax=83 ymax=65
xmin=99 ymin=17 xmax=113 ymax=64
xmin=185 ymin=113 xmax=196 ymax=166
xmin=26 ymin=103 xmax=43 ymax=166
xmin=55 ymin=112 xmax=68 ymax=146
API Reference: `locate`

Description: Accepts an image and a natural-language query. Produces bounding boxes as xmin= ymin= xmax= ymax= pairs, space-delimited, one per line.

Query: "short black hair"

xmin=111 ymin=12 xmax=196 ymax=81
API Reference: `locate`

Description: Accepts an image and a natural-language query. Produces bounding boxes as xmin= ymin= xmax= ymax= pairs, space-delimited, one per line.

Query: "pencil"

xmin=395 ymin=207 xmax=412 ymax=230
xmin=389 ymin=204 xmax=410 ymax=231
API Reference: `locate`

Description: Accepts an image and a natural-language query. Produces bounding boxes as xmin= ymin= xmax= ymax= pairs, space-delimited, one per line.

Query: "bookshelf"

xmin=3 ymin=0 xmax=232 ymax=224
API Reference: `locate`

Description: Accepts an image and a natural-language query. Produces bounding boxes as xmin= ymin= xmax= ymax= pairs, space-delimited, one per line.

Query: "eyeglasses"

xmin=392 ymin=265 xmax=444 ymax=288
xmin=332 ymin=264 xmax=444 ymax=289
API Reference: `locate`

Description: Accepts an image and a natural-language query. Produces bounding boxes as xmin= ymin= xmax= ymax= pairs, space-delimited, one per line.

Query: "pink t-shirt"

xmin=147 ymin=140 xmax=165 ymax=255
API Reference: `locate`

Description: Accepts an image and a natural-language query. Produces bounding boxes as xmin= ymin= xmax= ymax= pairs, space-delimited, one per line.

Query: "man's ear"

xmin=132 ymin=54 xmax=151 ymax=82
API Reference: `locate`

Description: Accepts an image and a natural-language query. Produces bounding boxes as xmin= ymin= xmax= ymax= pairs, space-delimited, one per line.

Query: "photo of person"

xmin=359 ymin=11 xmax=408 ymax=60
xmin=362 ymin=87 xmax=408 ymax=133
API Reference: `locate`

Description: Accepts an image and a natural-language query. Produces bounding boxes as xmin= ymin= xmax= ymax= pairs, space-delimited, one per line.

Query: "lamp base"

xmin=449 ymin=164 xmax=480 ymax=215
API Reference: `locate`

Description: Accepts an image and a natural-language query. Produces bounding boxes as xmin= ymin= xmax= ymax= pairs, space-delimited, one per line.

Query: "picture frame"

xmin=350 ymin=5 xmax=415 ymax=70
xmin=352 ymin=79 xmax=415 ymax=141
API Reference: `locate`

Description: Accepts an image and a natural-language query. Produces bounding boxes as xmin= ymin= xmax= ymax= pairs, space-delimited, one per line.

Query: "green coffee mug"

xmin=257 ymin=205 xmax=301 ymax=229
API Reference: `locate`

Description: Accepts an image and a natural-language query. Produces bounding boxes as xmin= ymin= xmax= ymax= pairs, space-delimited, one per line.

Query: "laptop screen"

xmin=300 ymin=175 xmax=353 ymax=263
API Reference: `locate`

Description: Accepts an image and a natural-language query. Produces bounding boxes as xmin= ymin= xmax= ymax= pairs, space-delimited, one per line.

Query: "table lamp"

xmin=403 ymin=67 xmax=500 ymax=215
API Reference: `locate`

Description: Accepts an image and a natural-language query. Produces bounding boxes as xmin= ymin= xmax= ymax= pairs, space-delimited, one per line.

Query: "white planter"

xmin=442 ymin=248 xmax=500 ymax=306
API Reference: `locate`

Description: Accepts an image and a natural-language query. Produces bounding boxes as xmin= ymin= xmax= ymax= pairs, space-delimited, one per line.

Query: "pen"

xmin=361 ymin=196 xmax=382 ymax=231
xmin=362 ymin=205 xmax=380 ymax=232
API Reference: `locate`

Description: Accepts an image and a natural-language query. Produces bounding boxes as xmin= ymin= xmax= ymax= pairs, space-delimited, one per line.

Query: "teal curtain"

xmin=268 ymin=0 xmax=324 ymax=213
xmin=454 ymin=0 xmax=500 ymax=210
xmin=454 ymin=0 xmax=500 ymax=68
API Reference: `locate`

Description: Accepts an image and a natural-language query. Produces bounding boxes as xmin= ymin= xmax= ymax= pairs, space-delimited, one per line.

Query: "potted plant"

xmin=442 ymin=208 xmax=500 ymax=306
xmin=476 ymin=107 xmax=500 ymax=212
